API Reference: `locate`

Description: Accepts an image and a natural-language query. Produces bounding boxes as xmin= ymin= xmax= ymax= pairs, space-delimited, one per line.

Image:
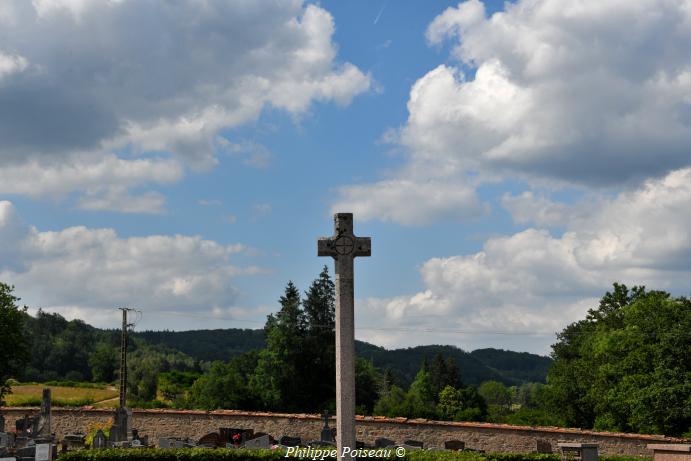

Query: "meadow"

xmin=5 ymin=383 xmax=119 ymax=407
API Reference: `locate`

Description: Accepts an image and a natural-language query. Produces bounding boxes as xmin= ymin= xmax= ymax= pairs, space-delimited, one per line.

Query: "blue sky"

xmin=2 ymin=0 xmax=691 ymax=354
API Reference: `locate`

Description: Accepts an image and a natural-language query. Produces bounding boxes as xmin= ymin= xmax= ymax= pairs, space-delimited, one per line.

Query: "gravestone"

xmin=375 ymin=438 xmax=395 ymax=448
xmin=318 ymin=213 xmax=371 ymax=461
xmin=198 ymin=433 xmax=221 ymax=448
xmin=35 ymin=390 xmax=51 ymax=440
xmin=444 ymin=440 xmax=465 ymax=451
xmin=92 ymin=430 xmax=107 ymax=449
xmin=558 ymin=442 xmax=598 ymax=461
xmin=243 ymin=435 xmax=271 ymax=449
xmin=320 ymin=411 xmax=335 ymax=443
xmin=0 ymin=433 xmax=14 ymax=449
xmin=279 ymin=436 xmax=301 ymax=447
xmin=34 ymin=444 xmax=51 ymax=461
xmin=62 ymin=434 xmax=85 ymax=451
xmin=404 ymin=440 xmax=424 ymax=448
xmin=15 ymin=445 xmax=34 ymax=461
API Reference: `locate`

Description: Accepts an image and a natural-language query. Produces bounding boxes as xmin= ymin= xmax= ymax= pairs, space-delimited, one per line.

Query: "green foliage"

xmin=158 ymin=370 xmax=201 ymax=403
xmin=355 ymin=343 xmax=550 ymax=389
xmin=0 ymin=282 xmax=29 ymax=405
xmin=355 ymin=358 xmax=383 ymax=415
xmin=57 ymin=448 xmax=650 ymax=461
xmin=437 ymin=385 xmax=488 ymax=422
xmin=425 ymin=353 xmax=462 ymax=399
xmin=187 ymin=353 xmax=260 ymax=410
xmin=89 ymin=342 xmax=119 ymax=383
xmin=479 ymin=381 xmax=512 ymax=422
xmin=59 ymin=448 xmax=287 ymax=461
xmin=545 ymin=283 xmax=691 ymax=436
xmin=126 ymin=340 xmax=198 ymax=403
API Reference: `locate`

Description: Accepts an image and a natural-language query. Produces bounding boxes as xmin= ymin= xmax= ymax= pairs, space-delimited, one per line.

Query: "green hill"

xmin=18 ymin=310 xmax=551 ymax=388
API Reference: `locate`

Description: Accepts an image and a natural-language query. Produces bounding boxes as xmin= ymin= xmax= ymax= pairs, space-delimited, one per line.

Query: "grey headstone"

xmin=0 ymin=457 xmax=17 ymax=461
xmin=375 ymin=438 xmax=395 ymax=448
xmin=0 ymin=434 xmax=15 ymax=449
xmin=444 ymin=440 xmax=465 ymax=451
xmin=558 ymin=442 xmax=598 ymax=461
xmin=243 ymin=435 xmax=271 ymax=449
xmin=34 ymin=444 xmax=50 ymax=461
xmin=158 ymin=438 xmax=171 ymax=449
xmin=15 ymin=445 xmax=35 ymax=460
xmin=92 ymin=430 xmax=107 ymax=449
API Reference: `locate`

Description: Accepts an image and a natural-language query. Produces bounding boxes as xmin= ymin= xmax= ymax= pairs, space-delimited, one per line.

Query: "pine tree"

xmin=301 ymin=266 xmax=336 ymax=410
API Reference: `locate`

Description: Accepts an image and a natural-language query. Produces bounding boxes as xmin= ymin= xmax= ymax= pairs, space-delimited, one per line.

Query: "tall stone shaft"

xmin=318 ymin=213 xmax=370 ymax=461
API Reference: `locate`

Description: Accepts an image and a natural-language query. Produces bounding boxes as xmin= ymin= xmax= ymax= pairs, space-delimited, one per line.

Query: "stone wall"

xmin=1 ymin=407 xmax=686 ymax=456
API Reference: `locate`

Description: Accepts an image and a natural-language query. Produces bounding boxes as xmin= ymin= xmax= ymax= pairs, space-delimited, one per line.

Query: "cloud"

xmin=337 ymin=0 xmax=691 ymax=224
xmin=0 ymin=201 xmax=262 ymax=322
xmin=415 ymin=0 xmax=691 ymax=184
xmin=332 ymin=178 xmax=484 ymax=225
xmin=0 ymin=0 xmax=370 ymax=208
xmin=357 ymin=168 xmax=691 ymax=353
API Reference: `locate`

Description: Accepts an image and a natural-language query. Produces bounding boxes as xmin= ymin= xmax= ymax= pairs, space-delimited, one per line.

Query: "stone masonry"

xmin=2 ymin=407 xmax=687 ymax=455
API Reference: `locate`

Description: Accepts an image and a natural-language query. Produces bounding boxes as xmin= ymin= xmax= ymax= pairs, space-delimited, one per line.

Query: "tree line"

xmin=1 ymin=278 xmax=689 ymax=436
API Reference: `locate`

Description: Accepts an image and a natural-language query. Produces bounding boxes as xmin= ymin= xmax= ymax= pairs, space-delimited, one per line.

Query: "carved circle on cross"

xmin=334 ymin=235 xmax=354 ymax=255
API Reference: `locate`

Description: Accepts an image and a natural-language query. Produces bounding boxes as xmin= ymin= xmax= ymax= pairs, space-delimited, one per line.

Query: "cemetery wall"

xmin=1 ymin=407 xmax=686 ymax=456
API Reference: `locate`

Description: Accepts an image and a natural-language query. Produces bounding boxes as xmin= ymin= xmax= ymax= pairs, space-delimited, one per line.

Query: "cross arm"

xmin=353 ymin=236 xmax=371 ymax=257
xmin=318 ymin=237 xmax=338 ymax=258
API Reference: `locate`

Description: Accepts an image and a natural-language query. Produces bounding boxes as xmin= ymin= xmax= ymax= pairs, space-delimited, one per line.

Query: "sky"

xmin=2 ymin=0 xmax=691 ymax=355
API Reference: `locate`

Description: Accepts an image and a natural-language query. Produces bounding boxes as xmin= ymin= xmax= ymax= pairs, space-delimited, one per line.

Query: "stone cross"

xmin=318 ymin=213 xmax=371 ymax=460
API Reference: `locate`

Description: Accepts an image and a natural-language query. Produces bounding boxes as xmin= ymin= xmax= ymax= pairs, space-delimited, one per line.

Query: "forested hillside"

xmin=2 ymin=279 xmax=689 ymax=436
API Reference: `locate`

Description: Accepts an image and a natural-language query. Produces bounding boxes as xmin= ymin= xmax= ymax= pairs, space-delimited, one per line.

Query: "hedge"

xmin=57 ymin=448 xmax=652 ymax=461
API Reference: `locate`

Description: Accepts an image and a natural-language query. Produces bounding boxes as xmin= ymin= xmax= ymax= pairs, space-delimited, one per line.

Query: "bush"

xmin=56 ymin=448 xmax=652 ymax=461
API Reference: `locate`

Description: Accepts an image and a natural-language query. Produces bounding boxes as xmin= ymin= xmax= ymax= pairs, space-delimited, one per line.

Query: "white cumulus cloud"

xmin=337 ymin=0 xmax=691 ymax=224
xmin=0 ymin=200 xmax=263 ymax=326
xmin=357 ymin=168 xmax=691 ymax=353
xmin=0 ymin=0 xmax=370 ymax=209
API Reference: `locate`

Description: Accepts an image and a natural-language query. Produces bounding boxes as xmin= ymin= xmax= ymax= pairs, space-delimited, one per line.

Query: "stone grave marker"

xmin=318 ymin=213 xmax=371 ymax=461
xmin=320 ymin=411 xmax=335 ymax=443
xmin=15 ymin=445 xmax=35 ymax=461
xmin=404 ymin=440 xmax=424 ymax=449
xmin=375 ymin=438 xmax=395 ymax=448
xmin=558 ymin=442 xmax=598 ymax=461
xmin=0 ymin=433 xmax=15 ymax=449
xmin=92 ymin=430 xmax=107 ymax=449
xmin=444 ymin=440 xmax=465 ymax=451
xmin=35 ymin=390 xmax=51 ymax=440
xmin=243 ymin=435 xmax=271 ymax=449
xmin=34 ymin=444 xmax=51 ymax=461
xmin=279 ymin=436 xmax=301 ymax=447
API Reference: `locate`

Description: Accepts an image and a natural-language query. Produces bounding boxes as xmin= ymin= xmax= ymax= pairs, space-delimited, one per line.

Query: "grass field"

xmin=5 ymin=384 xmax=119 ymax=407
